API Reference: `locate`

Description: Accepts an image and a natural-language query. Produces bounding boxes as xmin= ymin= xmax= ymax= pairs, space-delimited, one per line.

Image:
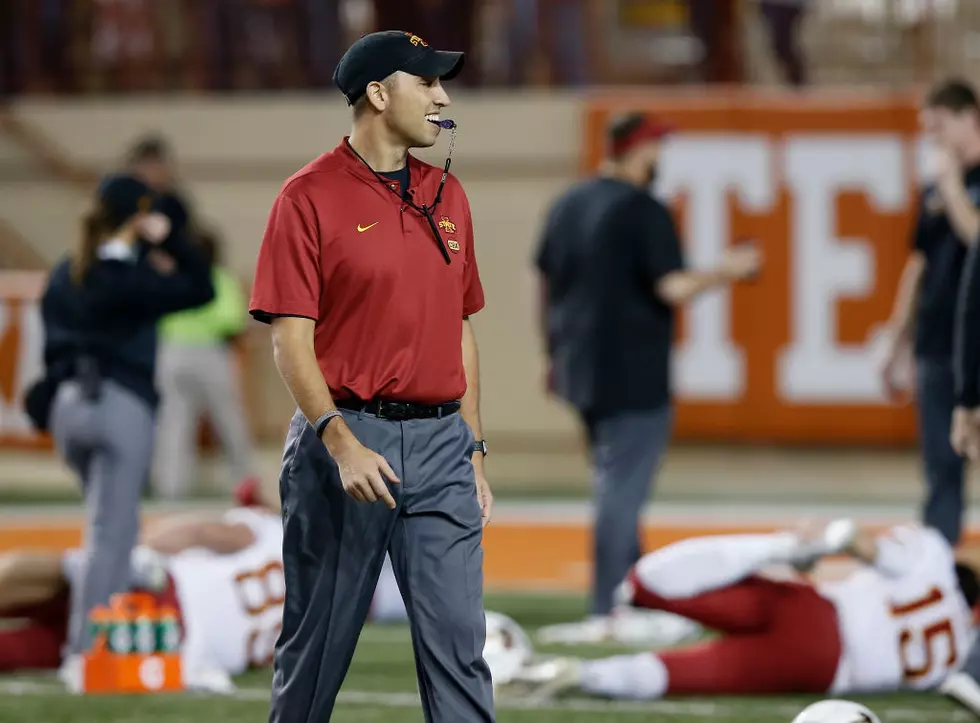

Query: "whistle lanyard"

xmin=344 ymin=132 xmax=457 ymax=265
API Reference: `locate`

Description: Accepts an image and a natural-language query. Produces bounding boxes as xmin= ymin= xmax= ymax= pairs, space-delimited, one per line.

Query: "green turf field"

xmin=0 ymin=592 xmax=968 ymax=722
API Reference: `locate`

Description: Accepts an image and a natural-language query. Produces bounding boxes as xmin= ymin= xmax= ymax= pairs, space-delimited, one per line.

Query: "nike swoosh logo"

xmin=357 ymin=222 xmax=379 ymax=233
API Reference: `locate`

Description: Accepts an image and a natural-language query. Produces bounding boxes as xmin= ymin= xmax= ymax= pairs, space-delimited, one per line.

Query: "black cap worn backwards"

xmin=96 ymin=173 xmax=155 ymax=228
xmin=332 ymin=30 xmax=465 ymax=106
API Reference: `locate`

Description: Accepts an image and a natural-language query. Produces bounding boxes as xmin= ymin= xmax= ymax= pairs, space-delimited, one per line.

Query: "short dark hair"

xmin=126 ymin=135 xmax=172 ymax=165
xmin=607 ymin=113 xmax=648 ymax=152
xmin=926 ymin=79 xmax=980 ymax=113
xmin=956 ymin=562 xmax=980 ymax=608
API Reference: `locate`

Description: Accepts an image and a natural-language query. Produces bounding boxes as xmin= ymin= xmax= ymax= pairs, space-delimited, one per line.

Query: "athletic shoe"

xmin=941 ymin=672 xmax=980 ymax=719
xmin=609 ymin=607 xmax=702 ymax=648
xmin=130 ymin=546 xmax=168 ymax=593
xmin=536 ymin=608 xmax=701 ymax=648
xmin=535 ymin=616 xmax=612 ymax=645
xmin=58 ymin=654 xmax=83 ymax=694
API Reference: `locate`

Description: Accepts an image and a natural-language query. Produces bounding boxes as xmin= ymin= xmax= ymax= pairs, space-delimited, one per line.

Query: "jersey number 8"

xmin=234 ymin=561 xmax=286 ymax=668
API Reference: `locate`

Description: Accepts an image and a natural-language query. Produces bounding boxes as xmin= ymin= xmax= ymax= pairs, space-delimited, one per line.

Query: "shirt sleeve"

xmin=633 ymin=196 xmax=685 ymax=283
xmin=210 ymin=267 xmax=248 ymax=338
xmin=955 ymin=241 xmax=980 ymax=407
xmin=459 ymin=188 xmax=485 ymax=317
xmin=249 ymin=190 xmax=321 ymax=324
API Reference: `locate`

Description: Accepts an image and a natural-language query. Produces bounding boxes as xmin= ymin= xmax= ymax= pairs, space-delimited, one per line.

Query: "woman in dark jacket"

xmin=37 ymin=173 xmax=214 ymax=685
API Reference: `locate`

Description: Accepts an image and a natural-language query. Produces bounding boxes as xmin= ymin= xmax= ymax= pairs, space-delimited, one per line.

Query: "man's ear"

xmin=365 ymin=80 xmax=388 ymax=113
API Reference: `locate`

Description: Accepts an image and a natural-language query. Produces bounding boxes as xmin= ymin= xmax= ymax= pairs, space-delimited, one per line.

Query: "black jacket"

xmin=40 ymin=232 xmax=215 ymax=409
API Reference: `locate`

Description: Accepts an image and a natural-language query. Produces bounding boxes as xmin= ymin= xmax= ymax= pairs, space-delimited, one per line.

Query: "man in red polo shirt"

xmin=249 ymin=30 xmax=494 ymax=723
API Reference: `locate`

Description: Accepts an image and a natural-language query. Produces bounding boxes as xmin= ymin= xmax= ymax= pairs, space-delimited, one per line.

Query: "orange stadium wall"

xmin=0 ymin=91 xmax=931 ymax=449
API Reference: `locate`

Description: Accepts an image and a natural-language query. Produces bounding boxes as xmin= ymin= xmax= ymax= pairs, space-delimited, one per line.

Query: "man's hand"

xmin=951 ymin=406 xmax=980 ymax=460
xmin=137 ymin=212 xmax=172 ymax=244
xmin=720 ymin=243 xmax=762 ymax=281
xmin=323 ymin=421 xmax=399 ymax=509
xmin=472 ymin=454 xmax=493 ymax=527
xmin=878 ymin=328 xmax=914 ymax=404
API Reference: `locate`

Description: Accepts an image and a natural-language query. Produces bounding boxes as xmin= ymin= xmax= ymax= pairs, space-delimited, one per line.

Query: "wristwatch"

xmin=472 ymin=440 xmax=488 ymax=457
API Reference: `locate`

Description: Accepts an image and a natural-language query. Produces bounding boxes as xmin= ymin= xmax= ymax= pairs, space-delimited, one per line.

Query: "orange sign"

xmin=583 ymin=91 xmax=929 ymax=444
xmin=0 ymin=272 xmax=49 ymax=448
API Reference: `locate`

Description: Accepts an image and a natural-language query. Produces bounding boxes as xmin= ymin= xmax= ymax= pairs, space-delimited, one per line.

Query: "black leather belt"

xmin=335 ymin=397 xmax=461 ymax=421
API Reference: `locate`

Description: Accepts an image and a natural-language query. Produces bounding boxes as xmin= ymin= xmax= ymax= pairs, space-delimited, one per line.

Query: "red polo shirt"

xmin=249 ymin=139 xmax=485 ymax=404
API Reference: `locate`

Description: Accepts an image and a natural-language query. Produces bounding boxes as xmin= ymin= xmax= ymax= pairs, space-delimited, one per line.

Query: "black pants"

xmin=915 ymin=357 xmax=966 ymax=544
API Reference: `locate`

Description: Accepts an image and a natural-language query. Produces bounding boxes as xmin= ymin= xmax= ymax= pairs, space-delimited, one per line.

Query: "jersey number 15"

xmin=889 ymin=586 xmax=957 ymax=682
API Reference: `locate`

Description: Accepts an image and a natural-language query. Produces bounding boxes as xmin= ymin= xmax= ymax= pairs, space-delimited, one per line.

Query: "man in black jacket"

xmin=533 ymin=113 xmax=759 ymax=643
xmin=879 ymin=79 xmax=980 ymax=546
xmin=938 ymin=180 xmax=980 ymax=719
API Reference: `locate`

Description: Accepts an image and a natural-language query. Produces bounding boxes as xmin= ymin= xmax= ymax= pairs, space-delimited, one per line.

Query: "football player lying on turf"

xmin=515 ymin=520 xmax=980 ymax=700
xmin=0 ymin=481 xmax=407 ymax=691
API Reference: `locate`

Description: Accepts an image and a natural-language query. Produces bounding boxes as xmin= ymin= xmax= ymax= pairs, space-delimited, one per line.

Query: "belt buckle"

xmin=380 ymin=400 xmax=406 ymax=420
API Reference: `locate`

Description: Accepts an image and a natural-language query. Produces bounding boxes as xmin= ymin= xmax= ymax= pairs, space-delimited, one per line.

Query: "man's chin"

xmin=411 ymin=134 xmax=438 ymax=149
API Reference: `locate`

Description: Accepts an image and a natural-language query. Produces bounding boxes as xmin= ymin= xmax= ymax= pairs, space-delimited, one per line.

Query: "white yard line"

xmin=0 ymin=679 xmax=969 ymax=721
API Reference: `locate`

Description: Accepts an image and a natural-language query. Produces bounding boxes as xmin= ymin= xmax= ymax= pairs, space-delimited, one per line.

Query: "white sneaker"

xmin=183 ymin=663 xmax=237 ymax=695
xmin=941 ymin=672 xmax=980 ymax=718
xmin=536 ymin=610 xmax=701 ymax=648
xmin=512 ymin=657 xmax=582 ymax=702
xmin=536 ymin=616 xmax=614 ymax=645
xmin=130 ymin=546 xmax=169 ymax=593
xmin=58 ymin=654 xmax=84 ymax=694
xmin=609 ymin=607 xmax=702 ymax=648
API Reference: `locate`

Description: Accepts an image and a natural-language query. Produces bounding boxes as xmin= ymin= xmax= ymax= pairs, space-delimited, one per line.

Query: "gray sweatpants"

xmin=584 ymin=405 xmax=673 ymax=616
xmin=153 ymin=343 xmax=254 ymax=499
xmin=50 ymin=379 xmax=155 ymax=655
xmin=269 ymin=408 xmax=494 ymax=723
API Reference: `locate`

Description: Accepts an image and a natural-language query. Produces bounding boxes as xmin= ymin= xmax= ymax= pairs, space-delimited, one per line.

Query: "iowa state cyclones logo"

xmin=439 ymin=216 xmax=460 ymax=253
xmin=438 ymin=216 xmax=457 ymax=235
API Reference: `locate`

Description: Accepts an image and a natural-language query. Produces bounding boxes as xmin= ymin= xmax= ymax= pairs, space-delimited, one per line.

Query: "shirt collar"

xmin=337 ymin=137 xmax=424 ymax=200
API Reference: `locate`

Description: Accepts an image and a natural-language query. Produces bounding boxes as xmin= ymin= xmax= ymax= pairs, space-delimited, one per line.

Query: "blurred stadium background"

xmin=2 ymin=0 xmax=980 ymax=720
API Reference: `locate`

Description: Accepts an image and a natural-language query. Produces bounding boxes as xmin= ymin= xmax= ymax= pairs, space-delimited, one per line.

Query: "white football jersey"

xmin=818 ymin=525 xmax=975 ymax=693
xmin=169 ymin=507 xmax=284 ymax=676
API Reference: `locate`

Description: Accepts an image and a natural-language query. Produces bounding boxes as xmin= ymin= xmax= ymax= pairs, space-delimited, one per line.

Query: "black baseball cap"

xmin=96 ymin=173 xmax=155 ymax=228
xmin=333 ymin=30 xmax=465 ymax=106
